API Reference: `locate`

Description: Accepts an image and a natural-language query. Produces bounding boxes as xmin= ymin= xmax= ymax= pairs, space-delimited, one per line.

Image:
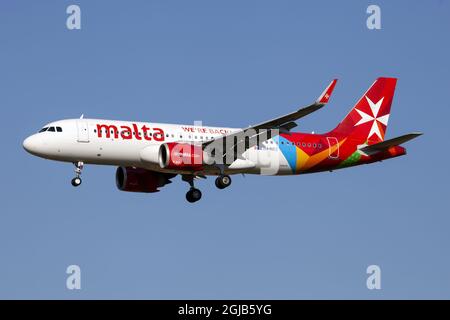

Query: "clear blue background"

xmin=0 ymin=0 xmax=449 ymax=299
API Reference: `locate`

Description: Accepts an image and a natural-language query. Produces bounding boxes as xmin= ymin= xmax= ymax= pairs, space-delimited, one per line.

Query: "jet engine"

xmin=158 ymin=143 xmax=204 ymax=169
xmin=115 ymin=167 xmax=175 ymax=193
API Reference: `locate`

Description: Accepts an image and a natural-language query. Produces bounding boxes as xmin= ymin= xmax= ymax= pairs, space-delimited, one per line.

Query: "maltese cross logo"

xmin=354 ymin=96 xmax=389 ymax=140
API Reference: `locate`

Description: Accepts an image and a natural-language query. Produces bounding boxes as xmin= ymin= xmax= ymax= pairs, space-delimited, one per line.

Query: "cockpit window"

xmin=39 ymin=126 xmax=62 ymax=133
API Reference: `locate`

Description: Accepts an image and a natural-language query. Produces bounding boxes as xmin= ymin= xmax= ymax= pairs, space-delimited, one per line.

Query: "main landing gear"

xmin=186 ymin=188 xmax=202 ymax=203
xmin=182 ymin=175 xmax=202 ymax=203
xmin=215 ymin=175 xmax=232 ymax=189
xmin=71 ymin=161 xmax=83 ymax=187
xmin=181 ymin=173 xmax=232 ymax=203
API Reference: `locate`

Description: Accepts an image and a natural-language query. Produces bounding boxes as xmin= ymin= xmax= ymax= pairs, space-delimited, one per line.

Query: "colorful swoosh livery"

xmin=23 ymin=77 xmax=422 ymax=202
xmin=268 ymin=77 xmax=415 ymax=175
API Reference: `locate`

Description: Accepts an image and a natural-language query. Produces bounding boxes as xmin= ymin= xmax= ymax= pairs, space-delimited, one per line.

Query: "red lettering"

xmin=181 ymin=127 xmax=194 ymax=132
xmin=141 ymin=125 xmax=152 ymax=141
xmin=120 ymin=125 xmax=133 ymax=140
xmin=96 ymin=123 xmax=165 ymax=142
xmin=96 ymin=124 xmax=119 ymax=139
xmin=132 ymin=124 xmax=141 ymax=140
xmin=153 ymin=127 xmax=164 ymax=142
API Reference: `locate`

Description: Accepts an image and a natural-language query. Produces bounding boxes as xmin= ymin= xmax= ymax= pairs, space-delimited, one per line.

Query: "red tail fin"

xmin=330 ymin=77 xmax=397 ymax=144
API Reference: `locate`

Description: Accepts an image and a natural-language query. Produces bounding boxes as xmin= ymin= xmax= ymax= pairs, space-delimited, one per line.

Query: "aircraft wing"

xmin=249 ymin=79 xmax=337 ymax=131
xmin=203 ymin=79 xmax=338 ymax=161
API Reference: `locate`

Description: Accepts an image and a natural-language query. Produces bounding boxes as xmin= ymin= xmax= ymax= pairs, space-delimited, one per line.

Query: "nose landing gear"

xmin=71 ymin=162 xmax=84 ymax=187
xmin=182 ymin=175 xmax=202 ymax=203
xmin=71 ymin=177 xmax=82 ymax=187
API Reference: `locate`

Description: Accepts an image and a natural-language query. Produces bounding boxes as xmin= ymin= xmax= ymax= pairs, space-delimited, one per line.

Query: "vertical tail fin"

xmin=330 ymin=77 xmax=397 ymax=144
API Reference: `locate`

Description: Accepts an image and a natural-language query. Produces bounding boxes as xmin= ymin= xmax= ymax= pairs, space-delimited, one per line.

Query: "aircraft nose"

xmin=23 ymin=134 xmax=42 ymax=155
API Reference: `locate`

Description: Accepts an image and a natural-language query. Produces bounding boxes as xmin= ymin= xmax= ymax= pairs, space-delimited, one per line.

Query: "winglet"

xmin=316 ymin=79 xmax=338 ymax=105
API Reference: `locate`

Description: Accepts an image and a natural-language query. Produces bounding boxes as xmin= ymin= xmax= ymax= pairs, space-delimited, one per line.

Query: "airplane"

xmin=23 ymin=77 xmax=421 ymax=203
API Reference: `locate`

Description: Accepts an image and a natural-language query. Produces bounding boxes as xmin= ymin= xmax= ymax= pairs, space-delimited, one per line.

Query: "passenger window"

xmin=56 ymin=127 xmax=62 ymax=132
xmin=48 ymin=127 xmax=55 ymax=132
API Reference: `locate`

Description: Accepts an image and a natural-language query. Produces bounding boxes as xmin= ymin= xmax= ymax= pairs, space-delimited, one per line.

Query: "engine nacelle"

xmin=159 ymin=143 xmax=204 ymax=169
xmin=139 ymin=144 xmax=161 ymax=166
xmin=115 ymin=167 xmax=173 ymax=193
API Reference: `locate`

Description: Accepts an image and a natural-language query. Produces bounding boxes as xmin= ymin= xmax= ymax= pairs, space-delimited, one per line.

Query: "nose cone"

xmin=23 ymin=134 xmax=43 ymax=156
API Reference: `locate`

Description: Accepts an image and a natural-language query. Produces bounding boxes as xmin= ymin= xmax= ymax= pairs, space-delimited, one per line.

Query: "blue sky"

xmin=0 ymin=0 xmax=449 ymax=299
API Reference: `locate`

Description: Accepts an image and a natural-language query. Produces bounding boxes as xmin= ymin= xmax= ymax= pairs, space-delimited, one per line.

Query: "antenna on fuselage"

xmin=80 ymin=114 xmax=84 ymax=119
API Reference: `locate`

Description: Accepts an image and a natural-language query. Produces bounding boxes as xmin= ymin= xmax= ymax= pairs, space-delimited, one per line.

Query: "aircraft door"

xmin=77 ymin=120 xmax=90 ymax=143
xmin=326 ymin=137 xmax=339 ymax=159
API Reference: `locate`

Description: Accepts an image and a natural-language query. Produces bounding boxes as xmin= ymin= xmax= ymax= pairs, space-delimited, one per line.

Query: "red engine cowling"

xmin=115 ymin=167 xmax=174 ymax=193
xmin=159 ymin=143 xmax=203 ymax=169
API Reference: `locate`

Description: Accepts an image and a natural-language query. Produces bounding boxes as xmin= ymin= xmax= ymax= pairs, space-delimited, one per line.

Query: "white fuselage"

xmin=23 ymin=118 xmax=293 ymax=176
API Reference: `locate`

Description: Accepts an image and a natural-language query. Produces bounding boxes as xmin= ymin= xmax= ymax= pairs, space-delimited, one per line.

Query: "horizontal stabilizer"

xmin=360 ymin=132 xmax=423 ymax=155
